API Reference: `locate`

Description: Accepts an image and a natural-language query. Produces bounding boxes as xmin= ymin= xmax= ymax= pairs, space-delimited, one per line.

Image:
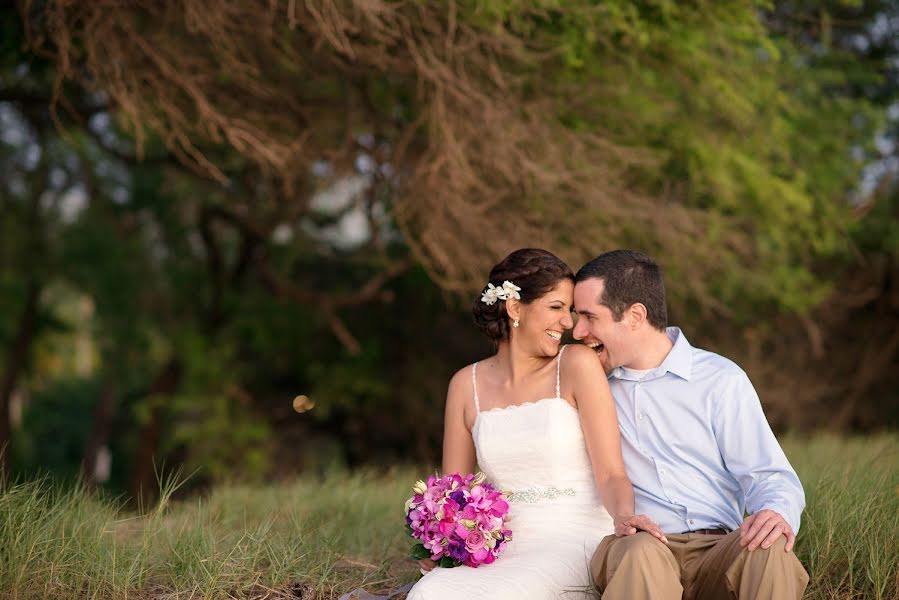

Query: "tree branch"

xmin=203 ymin=204 xmax=412 ymax=353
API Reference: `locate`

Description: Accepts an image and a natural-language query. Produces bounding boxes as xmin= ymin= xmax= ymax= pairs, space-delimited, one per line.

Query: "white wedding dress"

xmin=408 ymin=346 xmax=614 ymax=599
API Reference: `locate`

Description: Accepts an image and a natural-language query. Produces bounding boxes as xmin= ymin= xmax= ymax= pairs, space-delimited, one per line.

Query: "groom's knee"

xmin=735 ymin=535 xmax=807 ymax=577
xmin=722 ymin=534 xmax=809 ymax=598
xmin=612 ymin=532 xmax=676 ymax=568
xmin=591 ymin=533 xmax=677 ymax=590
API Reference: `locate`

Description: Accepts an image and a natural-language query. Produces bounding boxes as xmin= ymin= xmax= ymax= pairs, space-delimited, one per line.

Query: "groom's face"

xmin=572 ymin=278 xmax=633 ymax=373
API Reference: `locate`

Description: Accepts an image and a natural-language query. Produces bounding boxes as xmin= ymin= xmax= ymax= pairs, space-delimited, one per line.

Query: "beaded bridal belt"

xmin=505 ymin=486 xmax=577 ymax=503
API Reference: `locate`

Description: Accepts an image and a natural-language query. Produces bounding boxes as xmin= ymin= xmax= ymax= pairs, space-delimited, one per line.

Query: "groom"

xmin=572 ymin=250 xmax=809 ymax=599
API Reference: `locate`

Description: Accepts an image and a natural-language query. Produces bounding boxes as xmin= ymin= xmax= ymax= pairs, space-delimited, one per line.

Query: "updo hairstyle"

xmin=471 ymin=248 xmax=574 ymax=344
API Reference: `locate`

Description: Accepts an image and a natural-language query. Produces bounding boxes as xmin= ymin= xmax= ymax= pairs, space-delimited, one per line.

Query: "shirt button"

xmin=689 ymin=519 xmax=695 ymax=525
xmin=638 ymin=413 xmax=644 ymax=420
xmin=659 ymin=468 xmax=666 ymax=475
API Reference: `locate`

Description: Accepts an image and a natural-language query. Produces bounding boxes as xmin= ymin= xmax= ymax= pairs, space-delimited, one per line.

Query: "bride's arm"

xmin=441 ymin=367 xmax=477 ymax=476
xmin=566 ymin=346 xmax=667 ymax=542
xmin=418 ymin=368 xmax=478 ymax=573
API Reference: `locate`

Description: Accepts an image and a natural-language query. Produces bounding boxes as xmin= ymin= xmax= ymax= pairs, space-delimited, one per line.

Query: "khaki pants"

xmin=591 ymin=531 xmax=809 ymax=600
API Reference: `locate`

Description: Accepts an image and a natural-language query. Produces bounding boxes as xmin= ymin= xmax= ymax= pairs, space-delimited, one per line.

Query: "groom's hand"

xmin=613 ymin=514 xmax=668 ymax=543
xmin=740 ymin=509 xmax=795 ymax=552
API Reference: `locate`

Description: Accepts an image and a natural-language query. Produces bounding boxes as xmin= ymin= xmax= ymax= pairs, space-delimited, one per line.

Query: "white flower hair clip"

xmin=480 ymin=280 xmax=522 ymax=305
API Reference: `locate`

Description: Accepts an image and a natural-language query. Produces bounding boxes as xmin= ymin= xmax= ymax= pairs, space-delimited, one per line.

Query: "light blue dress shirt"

xmin=608 ymin=327 xmax=805 ymax=534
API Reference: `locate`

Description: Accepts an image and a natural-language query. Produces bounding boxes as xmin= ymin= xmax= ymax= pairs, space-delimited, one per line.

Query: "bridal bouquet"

xmin=405 ymin=472 xmax=512 ymax=568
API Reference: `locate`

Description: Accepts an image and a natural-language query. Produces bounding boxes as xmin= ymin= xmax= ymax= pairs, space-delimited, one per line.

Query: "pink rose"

xmin=465 ymin=530 xmax=486 ymax=553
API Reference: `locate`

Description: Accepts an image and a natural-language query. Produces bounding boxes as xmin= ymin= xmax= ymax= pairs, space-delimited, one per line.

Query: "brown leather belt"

xmin=678 ymin=528 xmax=731 ymax=535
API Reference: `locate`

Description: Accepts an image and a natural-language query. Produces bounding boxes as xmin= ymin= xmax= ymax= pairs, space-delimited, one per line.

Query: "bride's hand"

xmin=417 ymin=558 xmax=438 ymax=573
xmin=613 ymin=514 xmax=668 ymax=544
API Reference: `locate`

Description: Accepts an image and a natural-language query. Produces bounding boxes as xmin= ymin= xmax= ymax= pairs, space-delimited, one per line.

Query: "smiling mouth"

xmin=545 ymin=330 xmax=562 ymax=341
xmin=587 ymin=341 xmax=605 ymax=355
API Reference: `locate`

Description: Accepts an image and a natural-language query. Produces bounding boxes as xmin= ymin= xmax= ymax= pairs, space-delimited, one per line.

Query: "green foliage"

xmin=851 ymin=192 xmax=899 ymax=255
xmin=531 ymin=1 xmax=880 ymax=317
xmin=12 ymin=378 xmax=100 ymax=481
xmin=409 ymin=543 xmax=431 ymax=561
xmin=165 ymin=332 xmax=272 ymax=482
xmin=307 ymin=348 xmax=391 ymax=420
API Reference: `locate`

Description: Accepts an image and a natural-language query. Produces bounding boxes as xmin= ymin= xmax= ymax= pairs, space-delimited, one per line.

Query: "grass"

xmin=0 ymin=434 xmax=896 ymax=600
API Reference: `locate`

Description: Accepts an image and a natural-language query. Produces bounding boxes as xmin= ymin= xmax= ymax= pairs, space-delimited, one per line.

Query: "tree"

xmin=2 ymin=0 xmax=896 ymax=492
xmin=25 ymin=0 xmax=879 ymax=317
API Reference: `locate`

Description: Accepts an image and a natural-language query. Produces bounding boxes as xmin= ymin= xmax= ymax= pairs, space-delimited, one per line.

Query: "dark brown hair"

xmin=575 ymin=249 xmax=667 ymax=331
xmin=472 ymin=249 xmax=574 ymax=343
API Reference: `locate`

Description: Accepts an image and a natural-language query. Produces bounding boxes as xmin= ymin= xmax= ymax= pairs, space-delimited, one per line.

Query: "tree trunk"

xmin=80 ymin=377 xmax=118 ymax=488
xmin=129 ymin=358 xmax=182 ymax=507
xmin=0 ymin=281 xmax=41 ymax=480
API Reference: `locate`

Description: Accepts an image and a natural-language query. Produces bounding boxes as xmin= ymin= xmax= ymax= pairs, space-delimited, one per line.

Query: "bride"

xmin=408 ymin=249 xmax=665 ymax=600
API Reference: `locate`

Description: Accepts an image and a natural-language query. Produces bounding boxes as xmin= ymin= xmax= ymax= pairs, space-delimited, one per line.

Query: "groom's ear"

xmin=627 ymin=302 xmax=648 ymax=329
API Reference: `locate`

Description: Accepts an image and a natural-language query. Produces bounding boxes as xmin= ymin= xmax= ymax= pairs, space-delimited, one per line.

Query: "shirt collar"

xmin=610 ymin=326 xmax=693 ymax=382
xmin=660 ymin=327 xmax=693 ymax=380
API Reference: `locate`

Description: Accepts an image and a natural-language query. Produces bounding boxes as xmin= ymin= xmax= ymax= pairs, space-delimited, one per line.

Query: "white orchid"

xmin=481 ymin=283 xmax=501 ymax=305
xmin=500 ymin=280 xmax=521 ymax=300
xmin=480 ymin=280 xmax=522 ymax=305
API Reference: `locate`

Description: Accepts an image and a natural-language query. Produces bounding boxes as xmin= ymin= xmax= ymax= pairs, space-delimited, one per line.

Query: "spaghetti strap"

xmin=471 ymin=362 xmax=481 ymax=414
xmin=555 ymin=345 xmax=567 ymax=398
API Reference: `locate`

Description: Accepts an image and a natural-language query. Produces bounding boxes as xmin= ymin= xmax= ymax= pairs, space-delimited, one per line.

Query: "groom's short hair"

xmin=575 ymin=250 xmax=667 ymax=331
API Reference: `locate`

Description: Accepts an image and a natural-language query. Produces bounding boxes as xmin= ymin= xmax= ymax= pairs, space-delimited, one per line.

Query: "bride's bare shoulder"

xmin=448 ymin=364 xmax=472 ymax=387
xmin=445 ymin=363 xmax=477 ymax=405
xmin=562 ymin=343 xmax=600 ymax=361
xmin=560 ymin=344 xmax=603 ymax=377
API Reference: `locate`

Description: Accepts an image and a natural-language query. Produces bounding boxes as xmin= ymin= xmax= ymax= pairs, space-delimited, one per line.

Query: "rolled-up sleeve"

xmin=712 ymin=369 xmax=806 ymax=533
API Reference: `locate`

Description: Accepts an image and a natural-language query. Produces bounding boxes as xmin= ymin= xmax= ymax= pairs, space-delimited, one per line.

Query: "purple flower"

xmin=449 ymin=490 xmax=467 ymax=507
xmin=446 ymin=542 xmax=470 ymax=562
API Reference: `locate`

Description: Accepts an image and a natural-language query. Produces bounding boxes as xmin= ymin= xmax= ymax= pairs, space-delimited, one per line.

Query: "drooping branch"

xmin=26 ymin=0 xmax=743 ymax=306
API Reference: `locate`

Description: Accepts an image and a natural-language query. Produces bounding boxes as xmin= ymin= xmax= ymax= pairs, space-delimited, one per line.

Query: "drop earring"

xmin=512 ymin=318 xmax=520 ymax=328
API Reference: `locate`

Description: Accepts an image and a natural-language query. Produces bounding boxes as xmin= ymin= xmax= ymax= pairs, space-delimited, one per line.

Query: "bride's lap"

xmin=407 ymin=539 xmax=597 ymax=600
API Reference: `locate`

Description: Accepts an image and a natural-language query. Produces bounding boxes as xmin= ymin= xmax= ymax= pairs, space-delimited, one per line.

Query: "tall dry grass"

xmin=0 ymin=435 xmax=896 ymax=599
